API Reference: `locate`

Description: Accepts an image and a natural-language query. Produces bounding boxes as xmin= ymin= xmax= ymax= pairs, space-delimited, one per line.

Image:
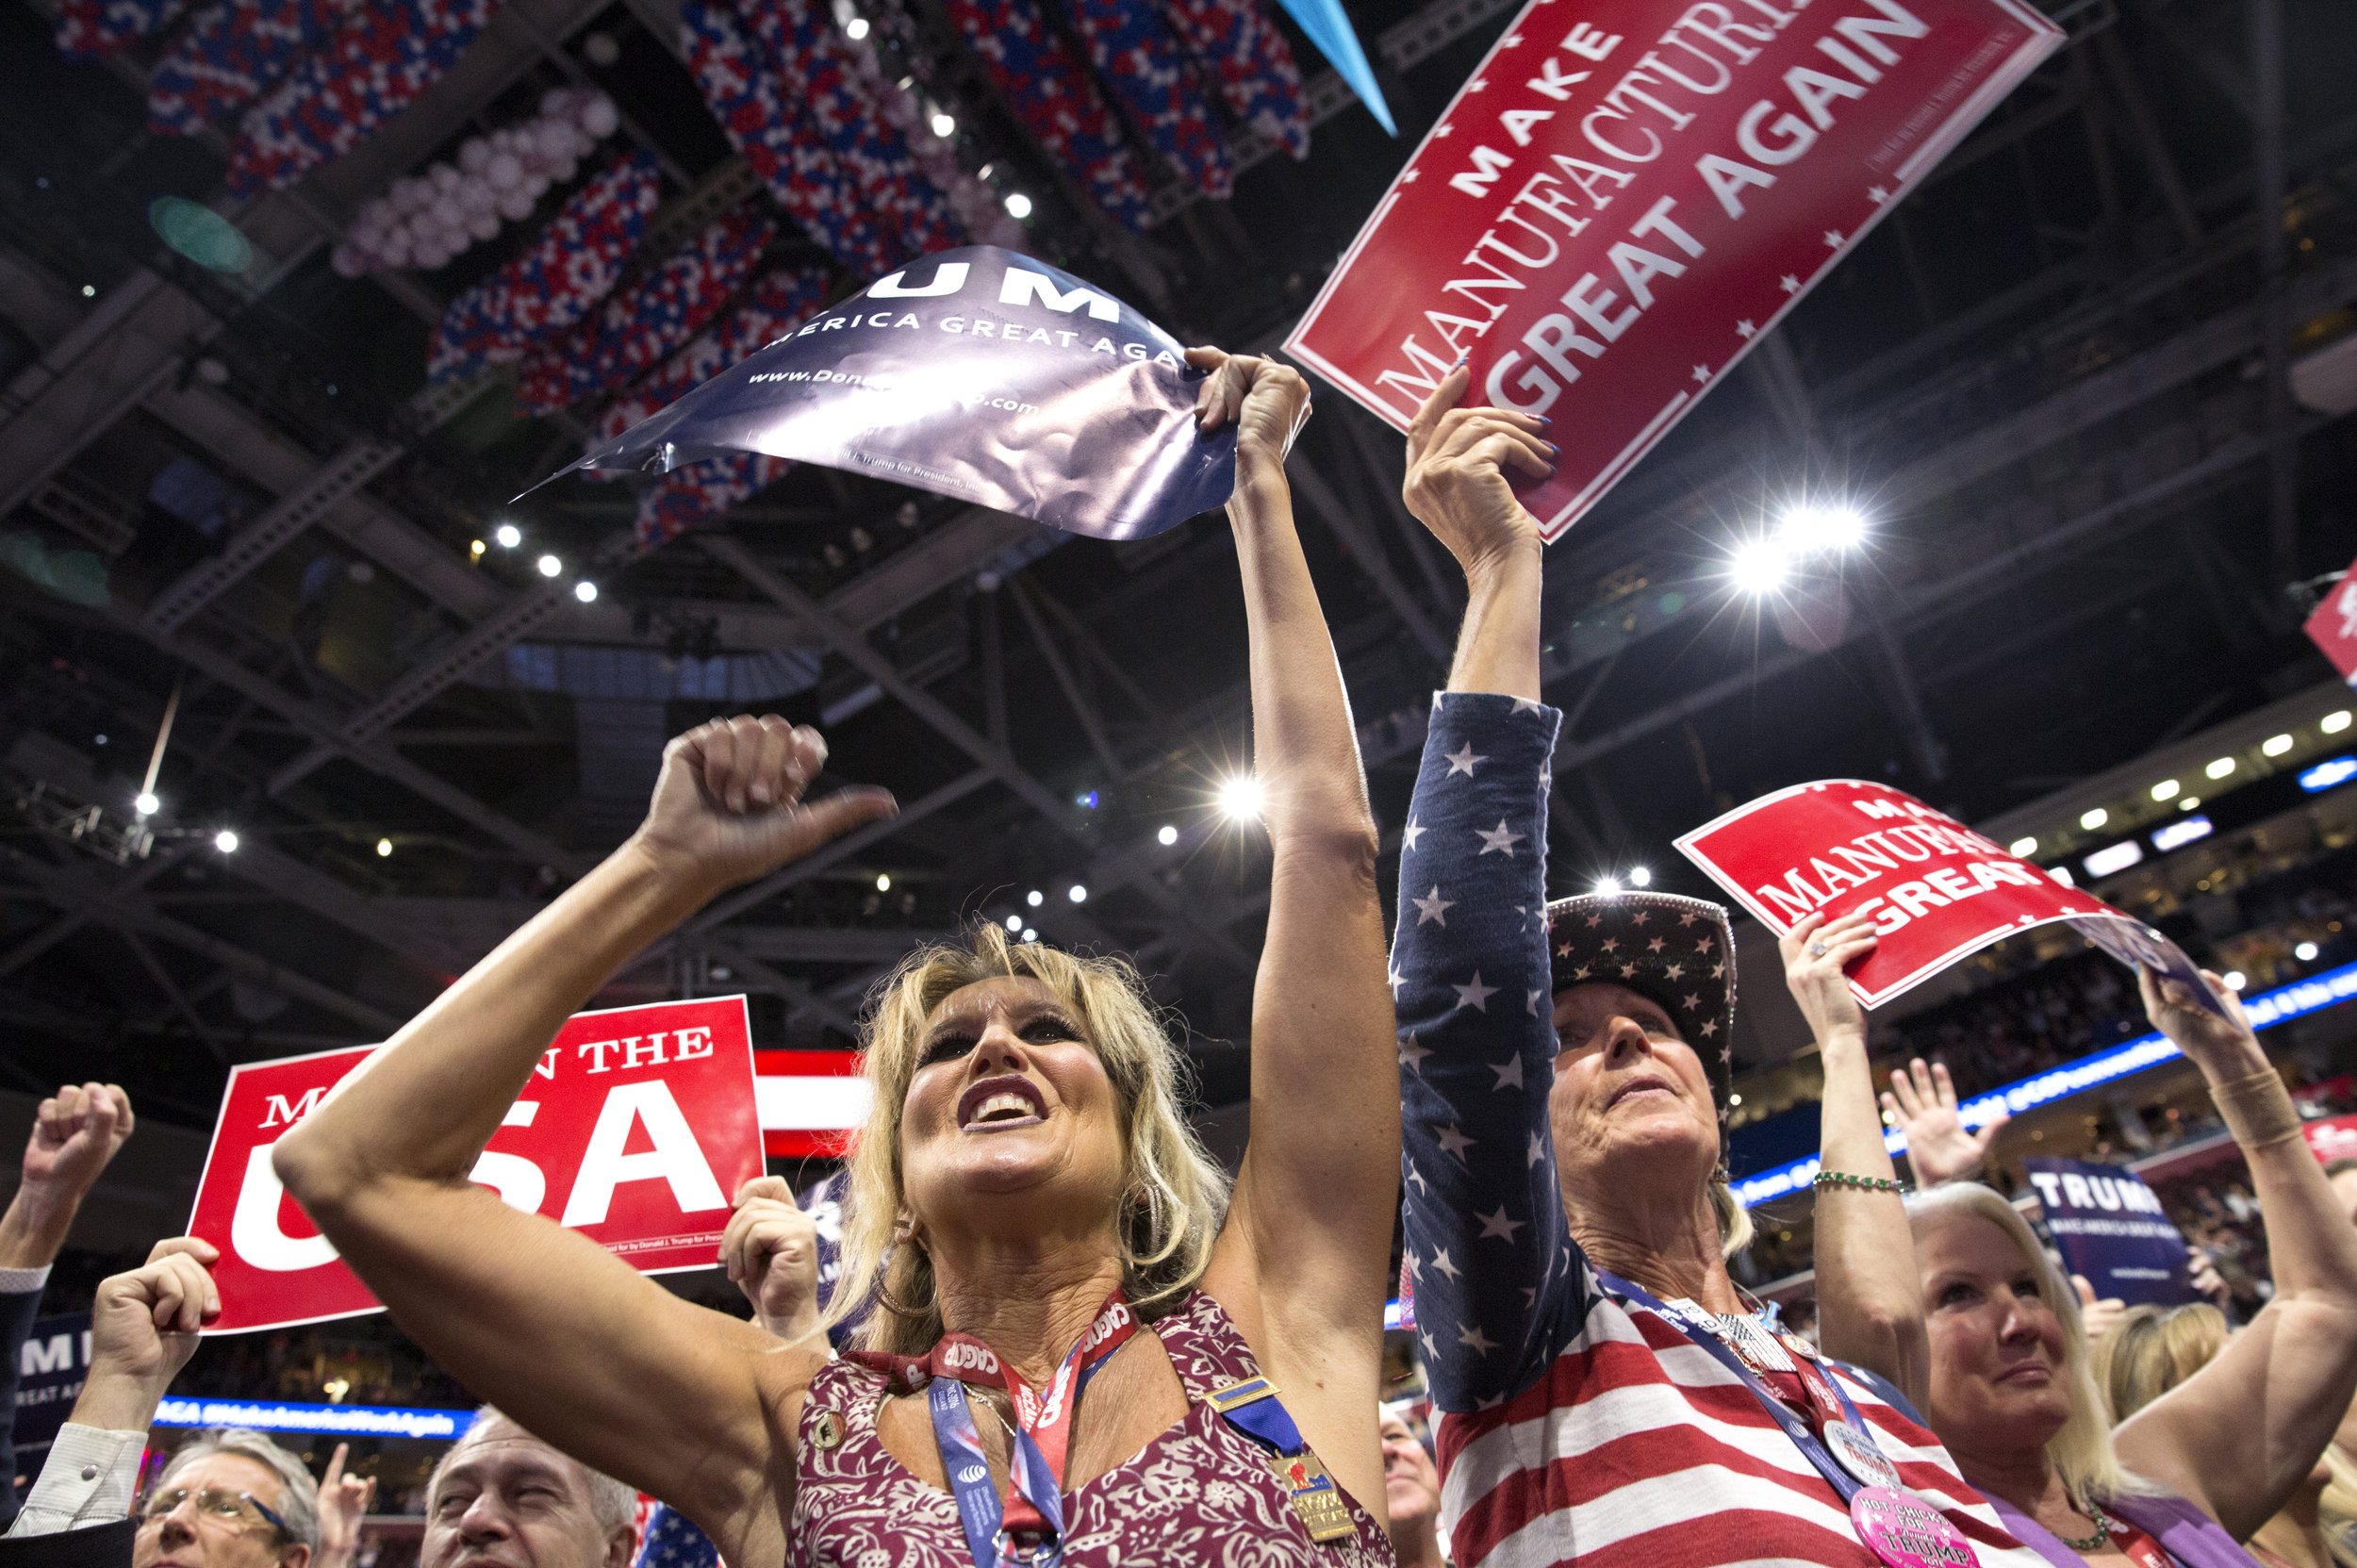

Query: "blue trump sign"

xmin=2024 ymin=1157 xmax=2201 ymax=1308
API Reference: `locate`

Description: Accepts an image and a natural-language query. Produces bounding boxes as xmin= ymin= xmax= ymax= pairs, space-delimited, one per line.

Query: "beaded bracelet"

xmin=1812 ymin=1170 xmax=1909 ymax=1194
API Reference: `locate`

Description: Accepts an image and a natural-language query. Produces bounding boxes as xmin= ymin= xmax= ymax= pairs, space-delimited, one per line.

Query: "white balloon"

xmin=485 ymin=152 xmax=523 ymax=191
xmin=524 ymin=173 xmax=552 ymax=199
xmin=430 ymin=162 xmax=462 ymax=192
xmin=535 ymin=121 xmax=572 ymax=159
xmin=458 ymin=138 xmax=491 ymax=173
xmin=378 ymin=233 xmax=411 ymax=267
xmin=580 ymin=94 xmax=618 ymax=137
xmin=549 ymin=155 xmax=578 ymax=183
xmin=541 ymin=88 xmax=569 ymax=118
xmin=468 ymin=209 xmax=501 ymax=239
xmin=429 ymin=197 xmax=463 ymax=229
xmin=457 ymin=178 xmax=494 ymax=213
xmin=331 ymin=243 xmax=367 ymax=277
xmin=497 ymin=189 xmax=536 ymax=221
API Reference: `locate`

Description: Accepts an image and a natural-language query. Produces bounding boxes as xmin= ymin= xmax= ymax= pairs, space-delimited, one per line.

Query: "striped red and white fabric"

xmin=1435 ymin=1293 xmax=2049 ymax=1568
xmin=753 ymin=1048 xmax=867 ymax=1158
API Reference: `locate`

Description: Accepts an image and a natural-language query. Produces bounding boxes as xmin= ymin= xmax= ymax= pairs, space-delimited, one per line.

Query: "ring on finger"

xmin=1808 ymin=941 xmax=1828 ymax=957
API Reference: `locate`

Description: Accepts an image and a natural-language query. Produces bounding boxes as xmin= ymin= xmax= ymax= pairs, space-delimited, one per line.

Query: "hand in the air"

xmin=1779 ymin=911 xmax=1876 ymax=1049
xmin=722 ymin=1177 xmax=825 ymax=1345
xmin=1882 ymin=1057 xmax=2008 ymax=1188
xmin=2187 ymin=1244 xmax=2231 ymax=1309
xmin=1185 ymin=347 xmax=1311 ymax=461
xmin=22 ymin=1082 xmax=134 ymax=1204
xmin=2137 ymin=966 xmax=2261 ymax=1072
xmin=1401 ymin=360 xmax=1552 ymax=582
xmin=2073 ymin=1274 xmax=2128 ymax=1343
xmin=630 ymin=717 xmax=896 ymax=895
xmin=90 ymin=1236 xmax=217 ymax=1394
xmin=316 ymin=1443 xmax=378 ymax=1568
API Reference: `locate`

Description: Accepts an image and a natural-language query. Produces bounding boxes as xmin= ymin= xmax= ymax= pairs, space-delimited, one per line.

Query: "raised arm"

xmin=1185 ymin=349 xmax=1393 ymax=1516
xmin=1388 ymin=365 xmax=1583 ymax=1411
xmin=272 ymin=719 xmax=893 ymax=1560
xmin=1786 ymin=912 xmax=1931 ymax=1412
xmin=2113 ymin=967 xmax=2357 ymax=1538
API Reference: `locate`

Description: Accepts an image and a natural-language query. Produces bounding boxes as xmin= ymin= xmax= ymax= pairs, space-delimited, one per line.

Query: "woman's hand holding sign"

xmin=1187 ymin=346 xmax=1310 ymax=460
xmin=1402 ymin=360 xmax=1553 ymax=588
xmin=628 ymin=716 xmax=898 ymax=899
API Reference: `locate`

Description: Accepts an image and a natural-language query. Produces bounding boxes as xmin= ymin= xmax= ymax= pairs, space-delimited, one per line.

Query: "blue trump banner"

xmin=538 ymin=246 xmax=1237 ymax=541
xmin=2023 ymin=1157 xmax=2201 ymax=1308
xmin=12 ymin=1312 xmax=91 ymax=1456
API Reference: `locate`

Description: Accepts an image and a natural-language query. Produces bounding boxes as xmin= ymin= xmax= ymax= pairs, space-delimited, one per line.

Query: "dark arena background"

xmin=3 ymin=0 xmax=2357 ymax=1560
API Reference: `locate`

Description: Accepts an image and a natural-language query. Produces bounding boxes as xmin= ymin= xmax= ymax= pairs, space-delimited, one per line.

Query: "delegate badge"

xmin=1850 ymin=1486 xmax=1980 ymax=1568
xmin=1824 ymin=1420 xmax=1904 ymax=1490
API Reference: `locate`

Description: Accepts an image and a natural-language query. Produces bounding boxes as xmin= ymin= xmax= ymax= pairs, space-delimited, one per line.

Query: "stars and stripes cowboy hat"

xmin=1544 ymin=890 xmax=1739 ymax=1117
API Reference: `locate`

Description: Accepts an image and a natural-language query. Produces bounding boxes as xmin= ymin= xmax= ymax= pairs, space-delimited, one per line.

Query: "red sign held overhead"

xmin=189 ymin=997 xmax=763 ymax=1333
xmin=1284 ymin=0 xmax=2061 ymax=541
xmin=1674 ymin=780 xmax=2220 ymax=1011
xmin=2302 ymin=556 xmax=2357 ymax=685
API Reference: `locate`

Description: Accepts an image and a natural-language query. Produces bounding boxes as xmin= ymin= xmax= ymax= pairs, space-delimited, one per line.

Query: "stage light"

xmin=2050 ymin=865 xmax=2075 ymax=887
xmin=376 ymin=837 xmax=393 ymax=857
xmin=2225 ymin=971 xmax=2247 ymax=991
xmin=2326 ymin=711 xmax=2353 ymax=735
xmin=1627 ymin=866 xmax=1652 ymax=887
xmin=876 ymin=873 xmax=891 ymax=891
xmin=494 ymin=522 xmax=522 ymax=548
xmin=2265 ymin=733 xmax=2295 ymax=757
xmin=134 ymin=791 xmax=160 ymax=817
xmin=931 ymin=111 xmax=956 ymax=137
xmin=2150 ymin=779 xmax=2180 ymax=801
xmin=2009 ymin=836 xmax=2037 ymax=857
xmin=1005 ymin=914 xmax=1022 ymax=932
xmin=1005 ymin=191 xmax=1033 ymax=219
xmin=213 ymin=829 xmax=239 ymax=853
xmin=2084 ymin=841 xmax=2142 ymax=878
xmin=1021 ymin=928 xmax=1037 ymax=943
xmin=2151 ymin=816 xmax=2212 ymax=853
xmin=1592 ymin=876 xmax=1621 ymax=895
xmin=1217 ymin=774 xmax=1263 ymax=821
xmin=1776 ymin=502 xmax=1867 ymax=553
xmin=2181 ymin=796 xmax=2200 ymax=811
xmin=2205 ymin=756 xmax=2235 ymax=780
xmin=2298 ymin=942 xmax=2320 ymax=962
xmin=1066 ymin=883 xmax=1087 ymax=903
xmin=573 ymin=581 xmax=598 ymax=602
xmin=1728 ymin=1093 xmax=1743 ymax=1107
xmin=1727 ymin=537 xmax=1787 ymax=594
xmin=1027 ymin=889 xmax=1043 ymax=907
xmin=470 ymin=539 xmax=486 ymax=558
xmin=2300 ymin=756 xmax=2357 ymax=793
xmin=1157 ymin=824 xmax=1178 ymax=846
xmin=1076 ymin=789 xmax=1098 ymax=810
xmin=845 ymin=14 xmax=868 ymax=37
xmin=536 ymin=553 xmax=563 ymax=578
xmin=2079 ymin=808 xmax=2107 ymax=831
xmin=81 ymin=284 xmax=94 ymax=298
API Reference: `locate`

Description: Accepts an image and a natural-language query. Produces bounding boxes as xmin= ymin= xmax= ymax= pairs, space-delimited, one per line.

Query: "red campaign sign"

xmin=2301 ymin=1113 xmax=2357 ymax=1166
xmin=1284 ymin=0 xmax=2060 ymax=540
xmin=2302 ymin=553 xmax=2357 ymax=684
xmin=1674 ymin=781 xmax=2218 ymax=1011
xmin=188 ymin=997 xmax=762 ymax=1333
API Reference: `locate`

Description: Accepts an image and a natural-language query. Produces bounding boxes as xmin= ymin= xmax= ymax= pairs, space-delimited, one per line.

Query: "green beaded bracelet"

xmin=1811 ymin=1169 xmax=1909 ymax=1194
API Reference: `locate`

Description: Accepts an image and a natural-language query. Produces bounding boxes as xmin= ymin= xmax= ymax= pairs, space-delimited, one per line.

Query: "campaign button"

xmin=1825 ymin=1421 xmax=1904 ymax=1490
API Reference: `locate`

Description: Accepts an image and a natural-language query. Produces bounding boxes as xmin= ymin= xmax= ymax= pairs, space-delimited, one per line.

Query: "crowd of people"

xmin=8 ymin=353 xmax=2357 ymax=1568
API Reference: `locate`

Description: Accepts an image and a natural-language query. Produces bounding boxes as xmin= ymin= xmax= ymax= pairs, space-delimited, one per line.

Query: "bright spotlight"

xmin=1021 ymin=927 xmax=1038 ymax=943
xmin=1066 ymin=883 xmax=1087 ymax=903
xmin=376 ymin=837 xmax=393 ymax=857
xmin=845 ymin=14 xmax=868 ymax=37
xmin=494 ymin=522 xmax=522 ymax=549
xmin=2325 ymin=711 xmax=2353 ymax=734
xmin=1026 ymin=889 xmax=1044 ymax=907
xmin=1157 ymin=824 xmax=1178 ymax=846
xmin=1216 ymin=774 xmax=1263 ymax=820
xmin=2224 ymin=970 xmax=2247 ymax=991
xmin=213 ymin=829 xmax=239 ymax=853
xmin=1727 ymin=537 xmax=1788 ymax=595
xmin=2151 ymin=779 xmax=2180 ymax=801
xmin=931 ymin=111 xmax=956 ymax=138
xmin=2205 ymin=757 xmax=2235 ymax=780
xmin=1777 ymin=502 xmax=1868 ymax=553
xmin=470 ymin=538 xmax=486 ymax=558
xmin=536 ymin=553 xmax=563 ymax=578
xmin=2298 ymin=941 xmax=2320 ymax=962
xmin=133 ymin=791 xmax=159 ymax=817
xmin=1627 ymin=866 xmax=1652 ymax=887
xmin=876 ymin=873 xmax=892 ymax=891
xmin=1005 ymin=191 xmax=1033 ymax=220
xmin=573 ymin=580 xmax=598 ymax=602
xmin=1592 ymin=876 xmax=1621 ymax=895
xmin=1005 ymin=914 xmax=1022 ymax=932
xmin=2264 ymin=733 xmax=2294 ymax=757
xmin=2080 ymin=808 xmax=2107 ymax=831
xmin=2009 ymin=836 xmax=2037 ymax=857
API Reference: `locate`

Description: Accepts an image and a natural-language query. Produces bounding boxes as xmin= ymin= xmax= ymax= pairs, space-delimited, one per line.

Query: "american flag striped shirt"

xmin=1393 ymin=692 xmax=2043 ymax=1568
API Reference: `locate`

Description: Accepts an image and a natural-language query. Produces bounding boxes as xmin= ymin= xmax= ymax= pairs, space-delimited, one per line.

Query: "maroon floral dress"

xmin=790 ymin=1288 xmax=1396 ymax=1568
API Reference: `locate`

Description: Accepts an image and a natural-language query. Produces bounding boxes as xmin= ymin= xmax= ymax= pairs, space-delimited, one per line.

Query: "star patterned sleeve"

xmin=1393 ymin=690 xmax=1588 ymax=1412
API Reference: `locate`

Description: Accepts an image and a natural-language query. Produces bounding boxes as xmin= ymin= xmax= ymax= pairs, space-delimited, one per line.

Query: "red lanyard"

xmin=2099 ymin=1511 xmax=2173 ymax=1568
xmin=920 ymin=1292 xmax=1139 ymax=1536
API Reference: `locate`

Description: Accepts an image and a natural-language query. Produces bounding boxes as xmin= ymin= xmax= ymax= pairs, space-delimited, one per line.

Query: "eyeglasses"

xmin=137 ymin=1487 xmax=289 ymax=1539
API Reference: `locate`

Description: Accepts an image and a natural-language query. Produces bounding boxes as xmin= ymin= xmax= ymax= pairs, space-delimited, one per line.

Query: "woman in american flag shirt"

xmin=1387 ymin=366 xmax=2049 ymax=1568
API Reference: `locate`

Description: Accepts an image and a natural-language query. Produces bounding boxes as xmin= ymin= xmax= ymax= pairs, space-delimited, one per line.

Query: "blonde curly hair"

xmin=826 ymin=924 xmax=1232 ymax=1354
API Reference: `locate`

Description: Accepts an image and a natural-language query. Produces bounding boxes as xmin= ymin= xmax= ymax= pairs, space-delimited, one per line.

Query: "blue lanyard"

xmin=1593 ymin=1270 xmax=1885 ymax=1504
xmin=927 ymin=1348 xmax=1122 ymax=1568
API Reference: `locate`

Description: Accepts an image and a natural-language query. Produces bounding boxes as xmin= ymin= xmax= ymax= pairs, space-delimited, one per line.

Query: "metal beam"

xmin=2095 ymin=32 xmax=2202 ymax=249
xmin=1284 ymin=456 xmax=1452 ymax=664
xmin=2253 ymin=0 xmax=2297 ymax=593
xmin=0 ymin=843 xmax=198 ymax=979
xmin=1009 ymin=577 xmax=1125 ymax=783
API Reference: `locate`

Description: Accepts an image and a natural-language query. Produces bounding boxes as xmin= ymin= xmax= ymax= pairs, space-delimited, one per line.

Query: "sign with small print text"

xmin=1284 ymin=0 xmax=2061 ymax=540
xmin=187 ymin=997 xmax=762 ymax=1333
xmin=2023 ymin=1157 xmax=2201 ymax=1307
xmin=1674 ymin=780 xmax=2222 ymax=1012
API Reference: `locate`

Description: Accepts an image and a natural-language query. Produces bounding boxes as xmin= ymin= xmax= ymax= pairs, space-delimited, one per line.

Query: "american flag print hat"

xmin=1544 ymin=890 xmax=1738 ymax=1119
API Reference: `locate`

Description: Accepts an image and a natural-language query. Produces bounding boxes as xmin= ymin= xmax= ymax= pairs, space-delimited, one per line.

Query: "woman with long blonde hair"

xmin=272 ymin=349 xmax=1404 ymax=1568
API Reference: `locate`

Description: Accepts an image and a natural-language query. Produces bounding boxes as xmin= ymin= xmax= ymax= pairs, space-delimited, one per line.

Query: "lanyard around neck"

xmin=919 ymin=1291 xmax=1139 ymax=1568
